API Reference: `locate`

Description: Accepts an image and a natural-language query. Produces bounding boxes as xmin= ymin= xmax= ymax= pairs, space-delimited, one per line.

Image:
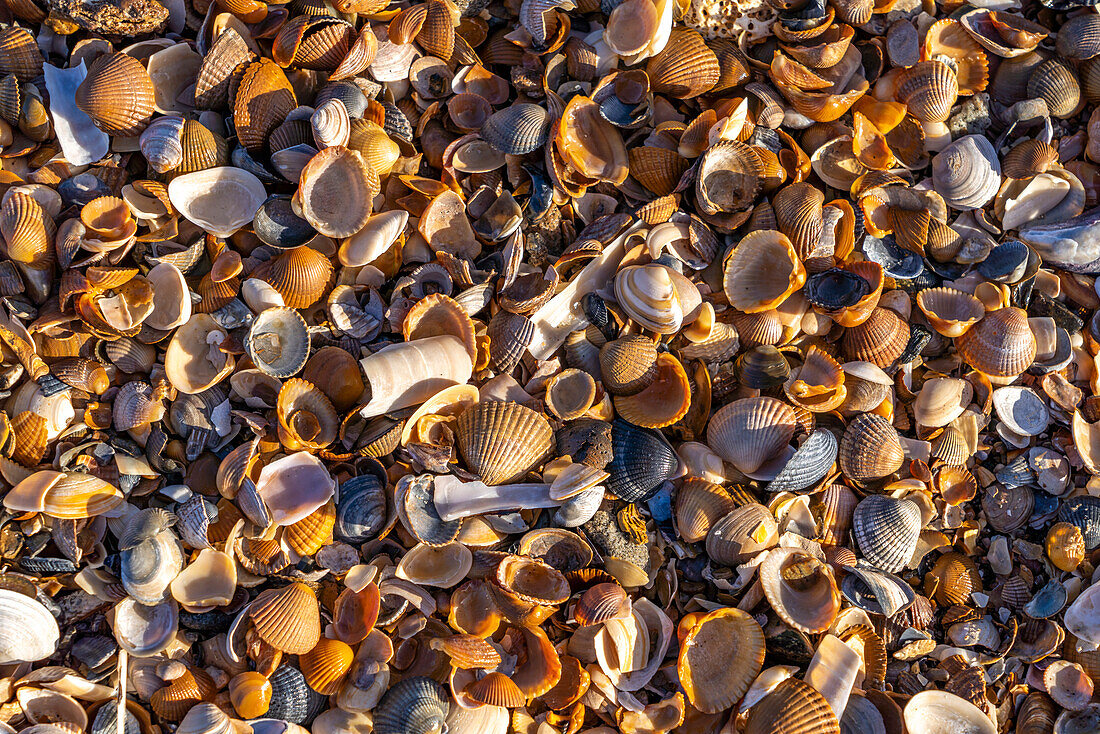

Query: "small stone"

xmin=947 ymin=93 xmax=992 ymax=139
xmin=48 ymin=0 xmax=169 ymax=35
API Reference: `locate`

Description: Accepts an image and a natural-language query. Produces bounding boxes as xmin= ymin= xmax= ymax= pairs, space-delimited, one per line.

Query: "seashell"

xmin=254 ymin=195 xmax=316 ymax=250
xmin=706 ymin=503 xmax=779 ymax=566
xmin=144 ymin=263 xmax=192 ymax=331
xmin=0 ymin=589 xmax=58 ymax=664
xmin=233 ymin=59 xmax=297 ymax=154
xmin=783 ymin=346 xmax=846 ymax=412
xmin=403 ymin=293 xmax=477 ymax=360
xmin=491 ymin=554 xmax=569 ymax=625
xmin=1059 ymin=495 xmax=1100 ymax=550
xmin=150 ymin=666 xmax=216 ymax=721
xmin=895 ymin=60 xmax=958 ymax=123
xmin=464 ymin=672 xmax=525 ymax=708
xmin=168 ymin=167 xmax=266 ymax=237
xmin=932 ymin=135 xmax=1001 ymax=210
xmin=164 ymin=315 xmax=234 ymax=394
xmin=607 ymin=419 xmax=680 ymax=502
xmin=544 ymin=368 xmax=596 ymax=421
xmin=228 ymin=673 xmax=272 ymax=719
xmin=300 ymin=637 xmax=354 ymax=696
xmin=675 ymin=479 xmax=735 ymax=543
xmin=177 ymin=703 xmax=232 ymax=734
xmin=256 ymin=451 xmax=336 ymax=526
xmin=1 ymin=191 xmax=54 ymax=266
xmin=1045 ymin=522 xmax=1086 ymax=573
xmin=247 ymin=307 xmax=310 ymax=379
xmin=955 ymin=307 xmax=1036 ymax=379
xmin=296 ymin=146 xmax=374 ymax=239
xmin=1003 ymin=140 xmax=1059 ymax=180
xmin=175 ymin=119 xmax=228 ymax=174
xmin=170 ymin=549 xmax=236 ymax=607
xmin=6 ymin=471 xmax=123 ymax=519
xmin=916 ymin=288 xmax=983 ymax=338
xmin=346 ymin=121 xmax=400 ymax=176
xmin=600 ymin=335 xmax=659 ymax=396
xmin=556 ymin=94 xmax=629 ymax=185
xmin=629 ymin=146 xmax=689 ymax=197
xmin=903 ymin=691 xmax=995 ymax=734
xmin=613 ymin=352 xmax=691 ymax=429
xmin=696 ymin=140 xmax=763 ymax=216
xmin=707 ymin=397 xmax=797 ymax=475
xmin=574 ymin=581 xmax=631 ymax=626
xmin=481 ymin=104 xmax=551 ymax=155
xmin=112 ymin=598 xmax=177 ymax=656
xmin=744 ymin=677 xmax=840 ymax=734
xmin=759 ymin=547 xmax=840 ymax=634
xmin=396 ymin=542 xmax=472 ymax=587
xmin=75 ymin=53 xmax=156 ymax=137
xmin=455 ymin=401 xmax=552 ymax=485
xmin=992 ymin=386 xmax=1048 ymax=437
xmin=774 ymin=182 xmax=825 ymax=259
xmin=486 ymin=310 xmax=533 ymax=374
xmin=1028 ymin=58 xmax=1081 ymax=119
xmin=839 ymin=413 xmax=905 ymax=486
xmin=926 ymin=552 xmax=981 ymax=606
xmin=431 ymin=634 xmax=502 ymax=670
xmin=0 ymin=27 xmax=42 ymax=82
xmin=257 ymin=246 xmax=333 ymax=309
xmin=120 ymin=524 xmax=183 ymax=605
xmin=767 ymin=428 xmax=837 ymax=493
xmin=646 ymin=28 xmax=719 ymax=98
xmin=840 ymin=563 xmax=915 ymax=617
xmin=194 ymin=27 xmax=254 ymax=110
xmin=912 ymin=377 xmax=973 ymax=428
xmin=613 ymin=264 xmax=687 ymax=334
xmin=723 ymin=230 xmax=806 ymax=314
xmin=852 ymin=495 xmax=921 ymax=573
xmin=266 ymin=665 xmax=324 ymax=723
xmin=249 ymin=582 xmax=322 ymax=655
xmin=736 ymin=346 xmax=790 ymax=390
xmin=678 ymin=607 xmax=765 ymax=714
xmin=840 ymin=306 xmax=910 ymax=368
xmin=373 ymin=676 xmax=449 ymax=734
xmin=339 ymin=209 xmax=406 ymax=267
xmin=139 ymin=115 xmax=185 ymax=173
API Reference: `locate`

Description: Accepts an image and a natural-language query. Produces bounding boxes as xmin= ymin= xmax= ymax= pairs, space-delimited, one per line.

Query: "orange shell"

xmin=678 ymin=607 xmax=765 ymax=714
xmin=248 ymin=582 xmax=321 ymax=654
xmin=299 ymin=637 xmax=355 ymax=695
xmin=283 ymin=500 xmax=336 ymax=556
xmin=402 ymin=293 xmax=478 ymax=361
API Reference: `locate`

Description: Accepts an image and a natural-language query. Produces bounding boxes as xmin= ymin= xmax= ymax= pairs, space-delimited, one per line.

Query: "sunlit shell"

xmin=678 ymin=607 xmax=764 ymax=714
xmin=403 ymin=293 xmax=477 ymax=360
xmin=759 ymin=547 xmax=840 ymax=634
xmin=840 ymin=306 xmax=910 ymax=368
xmin=1 ymin=191 xmax=54 ymax=265
xmin=1027 ymin=58 xmax=1081 ymax=119
xmin=895 ymin=60 xmax=958 ymax=123
xmin=296 ymin=146 xmax=374 ymax=238
xmin=169 ymin=548 xmax=236 ymax=607
xmin=150 ymin=666 xmax=216 ymax=721
xmin=903 ymin=691 xmax=996 ymax=734
xmin=629 ymin=146 xmax=689 ymax=197
xmin=346 ymin=120 xmax=400 ymax=176
xmin=955 ymin=307 xmax=1036 ymax=378
xmin=707 ymin=396 xmax=797 ymax=475
xmin=613 ymin=353 xmax=691 ymax=429
xmin=556 ymin=94 xmax=629 ymax=184
xmin=75 ymin=52 xmax=156 ymax=137
xmin=249 ymin=582 xmax=322 ymax=655
xmin=912 ymin=377 xmax=973 ymax=428
xmin=228 ymin=672 xmax=272 ymax=719
xmin=839 ymin=413 xmax=905 ymax=486
xmin=396 ymin=541 xmax=472 ymax=587
xmin=675 ymin=479 xmax=736 ymax=543
xmin=276 ymin=378 xmax=339 ymax=451
xmin=600 ymin=335 xmax=659 ymax=396
xmin=164 ymin=314 xmax=234 ymax=394
xmin=1003 ymin=140 xmax=1059 ymax=180
xmin=194 ymin=28 xmax=254 ymax=110
xmin=916 ymin=288 xmax=984 ymax=337
xmin=464 ymin=672 xmax=525 ymax=708
xmin=696 ymin=140 xmax=763 ymax=216
xmin=744 ymin=678 xmax=840 ymax=734
xmin=852 ymin=494 xmax=922 ymax=573
xmin=0 ymin=26 xmax=42 ymax=82
xmin=256 ymin=246 xmax=334 ymax=309
xmin=783 ymin=346 xmax=845 ymax=412
xmin=168 ymin=167 xmax=266 ymax=238
xmin=0 ymin=588 xmax=58 ymax=664
xmin=706 ymin=502 xmax=779 ymax=566
xmin=722 ymin=230 xmax=806 ymax=314
xmin=456 ymin=401 xmax=553 ymax=485
xmin=299 ymin=637 xmax=354 ymax=695
xmin=926 ymin=551 xmax=981 ymax=606
xmin=491 ymin=554 xmax=570 ymax=625
xmin=646 ymin=28 xmax=719 ymax=98
xmin=233 ymin=59 xmax=297 ymax=153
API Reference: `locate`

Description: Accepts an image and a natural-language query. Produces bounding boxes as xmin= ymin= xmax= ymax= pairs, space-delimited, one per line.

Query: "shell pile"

xmin=9 ymin=0 xmax=1100 ymax=731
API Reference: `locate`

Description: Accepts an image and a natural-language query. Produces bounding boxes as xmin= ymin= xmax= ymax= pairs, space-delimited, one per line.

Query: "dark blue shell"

xmin=266 ymin=665 xmax=325 ymax=724
xmin=373 ymin=676 xmax=450 ymax=734
xmin=607 ymin=419 xmax=680 ymax=503
xmin=1060 ymin=495 xmax=1100 ymax=549
xmin=334 ymin=472 xmax=388 ymax=544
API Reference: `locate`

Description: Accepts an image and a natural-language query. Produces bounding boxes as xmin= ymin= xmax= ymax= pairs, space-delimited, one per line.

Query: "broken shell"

xmin=706 ymin=502 xmax=779 ymax=566
xmin=247 ymin=307 xmax=311 ymax=379
xmin=912 ymin=377 xmax=973 ymax=428
xmin=932 ymin=135 xmax=1001 ymax=211
xmin=759 ymin=547 xmax=840 ymax=634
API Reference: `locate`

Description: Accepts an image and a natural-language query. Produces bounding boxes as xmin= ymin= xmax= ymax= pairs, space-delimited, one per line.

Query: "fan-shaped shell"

xmin=955 ymin=307 xmax=1036 ymax=378
xmin=300 ymin=637 xmax=354 ymax=695
xmin=675 ymin=479 xmax=736 ymax=543
xmin=257 ymin=246 xmax=334 ymax=309
xmin=1 ymin=191 xmax=54 ymax=266
xmin=744 ymin=678 xmax=840 ymax=734
xmin=767 ymin=428 xmax=838 ymax=493
xmin=852 ymin=495 xmax=922 ymax=573
xmin=600 ymin=336 xmax=659 ymax=396
xmin=481 ymin=104 xmax=551 ymax=155
xmin=723 ymin=230 xmax=806 ymax=314
xmin=296 ymin=146 xmax=374 ymax=238
xmin=916 ymin=288 xmax=984 ymax=337
xmin=759 ymin=547 xmax=840 ymax=634
xmin=607 ymin=419 xmax=681 ymax=502
xmin=1028 ymin=58 xmax=1081 ymax=119
xmin=233 ymin=59 xmax=297 ymax=153
xmin=707 ymin=396 xmax=797 ymax=475
xmin=373 ymin=677 xmax=449 ymax=734
xmin=247 ymin=307 xmax=310 ymax=378
xmin=249 ymin=582 xmax=321 ymax=655
xmin=75 ymin=52 xmax=156 ymax=137
xmin=0 ymin=589 xmax=58 ymax=664
xmin=613 ymin=353 xmax=691 ymax=429
xmin=839 ymin=413 xmax=905 ymax=485
xmin=840 ymin=306 xmax=910 ymax=368
xmin=697 ymin=140 xmax=763 ymax=216
xmin=646 ymin=27 xmax=719 ymax=98
xmin=678 ymin=607 xmax=765 ymax=714
xmin=932 ymin=135 xmax=1002 ymax=210
xmin=706 ymin=502 xmax=778 ymax=566
xmin=895 ymin=60 xmax=958 ymax=123
xmin=912 ymin=377 xmax=973 ymax=428
xmin=455 ymin=401 xmax=553 ymax=485
xmin=403 ymin=293 xmax=477 ymax=360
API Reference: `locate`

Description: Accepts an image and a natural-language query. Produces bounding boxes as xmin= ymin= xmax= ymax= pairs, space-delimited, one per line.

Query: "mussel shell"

xmin=767 ymin=428 xmax=838 ymax=493
xmin=253 ymin=195 xmax=317 ymax=249
xmin=373 ymin=676 xmax=450 ymax=734
xmin=335 ymin=472 xmax=388 ymax=544
xmin=804 ymin=268 xmax=870 ymax=310
xmin=978 ymin=240 xmax=1030 ymax=283
xmin=862 ymin=235 xmax=923 ymax=279
xmin=1059 ymin=496 xmax=1100 ymax=550
xmin=606 ymin=419 xmax=681 ymax=502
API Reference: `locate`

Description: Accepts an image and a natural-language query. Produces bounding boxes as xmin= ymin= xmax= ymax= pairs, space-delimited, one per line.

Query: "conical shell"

xmin=707 ymin=396 xmax=797 ymax=475
xmin=248 ymin=582 xmax=322 ymax=654
xmin=455 ymin=401 xmax=554 ymax=485
xmin=645 ymin=28 xmax=719 ymax=98
xmin=257 ymin=246 xmax=333 ymax=309
xmin=852 ymin=495 xmax=921 ymax=573
xmin=75 ymin=53 xmax=156 ymax=137
xmin=840 ymin=306 xmax=910 ymax=368
xmin=599 ymin=336 xmax=659 ymax=396
xmin=233 ymin=59 xmax=297 ymax=154
xmin=744 ymin=678 xmax=840 ymax=734
xmin=678 ymin=607 xmax=765 ymax=714
xmin=300 ymin=637 xmax=354 ymax=695
xmin=839 ymin=413 xmax=905 ymax=485
xmin=955 ymin=307 xmax=1037 ymax=378
xmin=895 ymin=60 xmax=958 ymax=123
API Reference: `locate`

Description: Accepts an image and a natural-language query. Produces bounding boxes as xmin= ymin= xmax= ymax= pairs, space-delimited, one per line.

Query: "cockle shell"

xmin=839 ymin=413 xmax=905 ymax=485
xmin=955 ymin=307 xmax=1036 ymax=379
xmin=74 ymin=52 xmax=156 ymax=137
xmin=707 ymin=396 xmax=797 ymax=475
xmin=249 ymin=582 xmax=322 ymax=655
xmin=678 ymin=608 xmax=765 ymax=714
xmin=168 ymin=167 xmax=266 ymax=237
xmin=723 ymin=230 xmax=806 ymax=314
xmin=0 ymin=589 xmax=58 ymax=664
xmin=455 ymin=401 xmax=553 ymax=485
xmin=296 ymin=146 xmax=375 ymax=239
xmin=932 ymin=135 xmax=1001 ymax=210
xmin=852 ymin=495 xmax=921 ymax=573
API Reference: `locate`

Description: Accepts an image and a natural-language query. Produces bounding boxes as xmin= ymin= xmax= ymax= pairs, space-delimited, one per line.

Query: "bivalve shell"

xmin=895 ymin=60 xmax=958 ymax=123
xmin=455 ymin=401 xmax=554 ymax=485
xmin=852 ymin=495 xmax=921 ymax=573
xmin=481 ymin=104 xmax=550 ymax=155
xmin=839 ymin=413 xmax=905 ymax=485
xmin=678 ymin=607 xmax=765 ymax=714
xmin=707 ymin=396 xmax=797 ymax=475
xmin=955 ymin=307 xmax=1036 ymax=379
xmin=706 ymin=502 xmax=779 ymax=566
xmin=75 ymin=52 xmax=156 ymax=137
xmin=744 ymin=678 xmax=840 ymax=734
xmin=932 ymin=135 xmax=1002 ymax=210
xmin=249 ymin=582 xmax=322 ymax=655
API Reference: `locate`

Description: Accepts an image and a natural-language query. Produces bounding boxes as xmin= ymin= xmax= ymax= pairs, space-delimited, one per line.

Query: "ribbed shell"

xmin=816 ymin=483 xmax=858 ymax=546
xmin=928 ymin=552 xmax=982 ymax=605
xmin=176 ymin=120 xmax=228 ymax=174
xmin=297 ymin=146 xmax=376 ymax=237
xmin=607 ymin=419 xmax=680 ymax=502
xmin=744 ymin=678 xmax=840 ymax=734
xmin=455 ymin=401 xmax=554 ymax=485
xmin=1002 ymin=139 xmax=1059 ymax=179
xmin=629 ymin=146 xmax=690 ymax=197
xmin=150 ymin=667 xmax=216 ymax=721
xmin=0 ymin=27 xmax=42 ymax=82
xmin=233 ymin=59 xmax=297 ymax=153
xmin=373 ymin=676 xmax=450 ymax=734
xmin=257 ymin=246 xmax=333 ymax=309
xmin=1027 ymin=58 xmax=1081 ymax=118
xmin=248 ymin=582 xmax=321 ymax=654
xmin=75 ymin=52 xmax=156 ymax=137
xmin=678 ymin=607 xmax=765 ymax=714
xmin=465 ymin=672 xmax=525 ymax=708
xmin=774 ymin=182 xmax=825 ymax=260
xmin=0 ymin=191 xmax=54 ymax=265
xmin=707 ymin=397 xmax=798 ymax=475
xmin=895 ymin=60 xmax=958 ymax=123
xmin=481 ymin=104 xmax=551 ymax=155
xmin=1059 ymin=495 xmax=1100 ymax=550
xmin=266 ymin=665 xmax=325 ymax=724
xmin=852 ymin=495 xmax=922 ymax=573
xmin=767 ymin=428 xmax=838 ymax=493
xmin=284 ymin=500 xmax=336 ymax=556
xmin=599 ymin=336 xmax=659 ymax=396
xmin=955 ymin=307 xmax=1036 ymax=377
xmin=646 ymin=28 xmax=720 ymax=98
xmin=194 ymin=28 xmax=254 ymax=110
xmin=487 ymin=310 xmax=534 ymax=373
xmin=299 ymin=637 xmax=354 ymax=695
xmin=839 ymin=413 xmax=905 ymax=485
xmin=840 ymin=306 xmax=910 ymax=367
xmin=431 ymin=634 xmax=502 ymax=669
xmin=706 ymin=502 xmax=778 ymax=566
xmin=675 ymin=478 xmax=736 ymax=543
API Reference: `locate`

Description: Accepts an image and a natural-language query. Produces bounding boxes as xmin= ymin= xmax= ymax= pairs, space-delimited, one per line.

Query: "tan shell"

xmin=455 ymin=401 xmax=554 ymax=485
xmin=296 ymin=146 xmax=375 ymax=238
xmin=675 ymin=479 xmax=736 ymax=543
xmin=402 ymin=293 xmax=477 ymax=360
xmin=276 ymin=378 xmax=339 ymax=451
xmin=256 ymin=246 xmax=334 ymax=309
xmin=839 ymin=413 xmax=905 ymax=485
xmin=545 ymin=368 xmax=597 ymax=421
xmin=613 ymin=353 xmax=692 ymax=429
xmin=723 ymin=230 xmax=807 ymax=314
xmin=916 ymin=288 xmax=984 ymax=337
xmin=645 ymin=28 xmax=719 ymax=98
xmin=164 ymin=314 xmax=234 ymax=394
xmin=75 ymin=52 xmax=156 ymax=137
xmin=707 ymin=396 xmax=797 ymax=475
xmin=600 ymin=335 xmax=659 ymax=396
xmin=955 ymin=307 xmax=1037 ymax=378
xmin=248 ymin=582 xmax=322 ymax=654
xmin=706 ymin=502 xmax=779 ymax=566
xmin=744 ymin=678 xmax=840 ymax=734
xmin=895 ymin=60 xmax=959 ymax=123
xmin=840 ymin=306 xmax=910 ymax=368
xmin=783 ymin=346 xmax=846 ymax=412
xmin=678 ymin=607 xmax=765 ymax=714
xmin=759 ymin=547 xmax=840 ymax=634
xmin=912 ymin=377 xmax=973 ymax=428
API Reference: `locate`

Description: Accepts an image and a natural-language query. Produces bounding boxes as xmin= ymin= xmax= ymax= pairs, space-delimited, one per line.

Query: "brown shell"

xmin=75 ymin=52 xmax=156 ymax=137
xmin=299 ymin=637 xmax=354 ymax=695
xmin=194 ymin=28 xmax=254 ymax=110
xmin=744 ymin=678 xmax=840 ymax=734
xmin=646 ymin=28 xmax=720 ymax=98
xmin=0 ymin=191 xmax=55 ymax=266
xmin=955 ymin=307 xmax=1037 ymax=378
xmin=455 ymin=401 xmax=554 ymax=485
xmin=150 ymin=667 xmax=216 ymax=721
xmin=675 ymin=478 xmax=737 ymax=544
xmin=256 ymin=246 xmax=333 ymax=309
xmin=465 ymin=672 xmax=525 ymax=708
xmin=840 ymin=306 xmax=910 ymax=367
xmin=574 ymin=582 xmax=631 ymax=626
xmin=418 ymin=0 xmax=456 ymax=61
xmin=599 ymin=336 xmax=659 ymax=396
xmin=10 ymin=411 xmax=47 ymax=467
xmin=678 ymin=607 xmax=765 ymax=714
xmin=926 ymin=552 xmax=982 ymax=606
xmin=613 ymin=353 xmax=692 ymax=429
xmin=1027 ymin=58 xmax=1081 ymax=119
xmin=283 ymin=500 xmax=336 ymax=556
xmin=176 ymin=120 xmax=228 ymax=174
xmin=628 ymin=146 xmax=690 ymax=197
xmin=0 ymin=27 xmax=43 ymax=82
xmin=895 ymin=60 xmax=959 ymax=123
xmin=1002 ymin=139 xmax=1059 ymax=179
xmin=773 ymin=182 xmax=825 ymax=260
xmin=248 ymin=582 xmax=322 ymax=654
xmin=429 ymin=634 xmax=503 ymax=669
xmin=233 ymin=59 xmax=297 ymax=154
xmin=402 ymin=293 xmax=478 ymax=361
xmin=839 ymin=413 xmax=905 ymax=485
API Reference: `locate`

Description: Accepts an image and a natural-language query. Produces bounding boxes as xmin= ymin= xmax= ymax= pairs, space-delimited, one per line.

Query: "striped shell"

xmin=1027 ymin=58 xmax=1081 ymax=119
xmin=373 ymin=677 xmax=449 ymax=734
xmin=678 ymin=608 xmax=765 ymax=714
xmin=707 ymin=397 xmax=798 ymax=475
xmin=455 ymin=401 xmax=554 ymax=485
xmin=248 ymin=582 xmax=322 ymax=654
xmin=955 ymin=307 xmax=1036 ymax=378
xmin=839 ymin=413 xmax=905 ymax=485
xmin=75 ymin=52 xmax=156 ymax=136
xmin=895 ymin=60 xmax=958 ymax=123
xmin=233 ymin=60 xmax=297 ymax=154
xmin=840 ymin=306 xmax=910 ymax=367
xmin=299 ymin=637 xmax=354 ymax=695
xmin=744 ymin=678 xmax=840 ymax=734
xmin=645 ymin=28 xmax=720 ymax=98
xmin=852 ymin=495 xmax=922 ymax=573
xmin=481 ymin=104 xmax=551 ymax=155
xmin=256 ymin=246 xmax=333 ymax=309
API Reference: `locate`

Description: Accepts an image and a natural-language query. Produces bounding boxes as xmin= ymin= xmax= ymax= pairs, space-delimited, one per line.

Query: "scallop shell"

xmin=678 ymin=607 xmax=765 ymax=714
xmin=723 ymin=230 xmax=806 ymax=314
xmin=1 ymin=191 xmax=54 ymax=266
xmin=150 ymin=666 xmax=216 ymax=721
xmin=852 ymin=495 xmax=921 ymax=573
xmin=373 ymin=677 xmax=449 ymax=734
xmin=296 ymin=146 xmax=374 ymax=238
xmin=1027 ymin=58 xmax=1081 ymax=119
xmin=607 ymin=419 xmax=680 ymax=502
xmin=300 ymin=638 xmax=354 ymax=695
xmin=744 ymin=678 xmax=840 ymax=734
xmin=0 ymin=27 xmax=43 ymax=82
xmin=675 ymin=479 xmax=736 ymax=543
xmin=955 ymin=307 xmax=1036 ymax=378
xmin=840 ymin=306 xmax=910 ymax=368
xmin=629 ymin=146 xmax=689 ymax=197
xmin=707 ymin=396 xmax=797 ymax=475
xmin=706 ymin=502 xmax=778 ymax=566
xmin=464 ymin=672 xmax=525 ymax=708
xmin=932 ymin=135 xmax=1001 ymax=210
xmin=233 ymin=59 xmax=297 ymax=153
xmin=1003 ymin=140 xmax=1059 ymax=180
xmin=168 ymin=167 xmax=266 ymax=237
xmin=266 ymin=664 xmax=324 ymax=723
xmin=249 ymin=582 xmax=322 ymax=655
xmin=75 ymin=52 xmax=156 ymax=137
xmin=430 ymin=634 xmax=502 ymax=669
xmin=486 ymin=310 xmax=534 ymax=374
xmin=895 ymin=60 xmax=958 ymax=123
xmin=455 ymin=401 xmax=553 ymax=485
xmin=257 ymin=246 xmax=334 ymax=309
xmin=927 ymin=551 xmax=982 ymax=606
xmin=600 ymin=335 xmax=659 ymax=396
xmin=645 ymin=28 xmax=719 ymax=98
xmin=481 ymin=104 xmax=551 ymax=155
xmin=839 ymin=413 xmax=905 ymax=486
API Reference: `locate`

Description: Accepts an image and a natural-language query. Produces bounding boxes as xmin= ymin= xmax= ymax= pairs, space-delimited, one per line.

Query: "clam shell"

xmin=481 ymin=104 xmax=550 ymax=155
xmin=266 ymin=665 xmax=325 ymax=723
xmin=745 ymin=677 xmax=840 ymax=734
xmin=1028 ymin=58 xmax=1081 ymax=119
xmin=249 ymin=582 xmax=322 ymax=655
xmin=75 ymin=52 xmax=156 ymax=137
xmin=1003 ymin=140 xmax=1059 ymax=180
xmin=176 ymin=119 xmax=228 ymax=174
xmin=678 ymin=607 xmax=765 ymax=714
xmin=296 ymin=146 xmax=375 ymax=238
xmin=164 ymin=314 xmax=234 ymax=394
xmin=139 ymin=115 xmax=185 ymax=173
xmin=696 ymin=140 xmax=763 ymax=216
xmin=256 ymin=451 xmax=336 ymax=526
xmin=783 ymin=346 xmax=846 ymax=412
xmin=487 ymin=310 xmax=534 ymax=374
xmin=168 ymin=167 xmax=266 ymax=237
xmin=707 ymin=396 xmax=797 ymax=475
xmin=903 ymin=691 xmax=995 ymax=734
xmin=767 ymin=428 xmax=838 ymax=493
xmin=194 ymin=27 xmax=254 ymax=110
xmin=257 ymin=246 xmax=333 ymax=309
xmin=544 ymin=368 xmax=596 ymax=421
xmin=121 ymin=531 xmax=183 ymax=605
xmin=759 ymin=547 xmax=840 ymax=634
xmin=0 ymin=589 xmax=58 ymax=664
xmin=912 ymin=377 xmax=973 ymax=428
xmin=613 ymin=352 xmax=691 ymax=429
xmin=600 ymin=335 xmax=659 ymax=396
xmin=932 ymin=135 xmax=1001 ymax=210
xmin=852 ymin=495 xmax=921 ymax=573
xmin=645 ymin=27 xmax=719 ymax=98
xmin=955 ymin=307 xmax=1036 ymax=378
xmin=675 ymin=478 xmax=736 ymax=543
xmin=233 ymin=59 xmax=297 ymax=153
xmin=992 ymin=386 xmax=1049 ymax=437
xmin=723 ymin=230 xmax=806 ymax=314
xmin=607 ymin=419 xmax=681 ymax=502
xmin=839 ymin=413 xmax=905 ymax=486
xmin=840 ymin=306 xmax=910 ymax=368
xmin=177 ymin=703 xmax=231 ymax=734
xmin=840 ymin=563 xmax=915 ymax=617
xmin=774 ymin=182 xmax=825 ymax=260
xmin=613 ymin=264 xmax=685 ymax=334
xmin=629 ymin=146 xmax=689 ymax=197
xmin=373 ymin=677 xmax=449 ymax=734
xmin=455 ymin=401 xmax=553 ymax=485
xmin=247 ymin=307 xmax=310 ymax=378
xmin=0 ymin=27 xmax=42 ymax=82
xmin=112 ymin=597 xmax=177 ymax=656
xmin=300 ymin=638 xmax=354 ymax=695
xmin=706 ymin=502 xmax=778 ymax=566
xmin=402 ymin=293 xmax=477 ymax=360
xmin=396 ymin=541 xmax=472 ymax=587
xmin=895 ymin=60 xmax=958 ymax=123
xmin=464 ymin=672 xmax=525 ymax=708
xmin=338 ymin=209 xmax=407 ymax=267
xmin=170 ymin=548 xmax=236 ymax=607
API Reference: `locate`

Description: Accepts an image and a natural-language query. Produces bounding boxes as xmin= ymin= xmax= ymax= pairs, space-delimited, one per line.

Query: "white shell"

xmin=931 ymin=135 xmax=1002 ymax=211
xmin=0 ymin=590 xmax=59 ymax=664
xmin=168 ymin=167 xmax=266 ymax=237
xmin=903 ymin=690 xmax=996 ymax=734
xmin=144 ymin=262 xmax=192 ymax=331
xmin=255 ymin=451 xmax=336 ymax=526
xmin=176 ymin=703 xmax=233 ymax=734
xmin=1066 ymin=582 xmax=1100 ymax=647
xmin=357 ymin=335 xmax=473 ymax=418
xmin=311 ymin=98 xmax=350 ymax=149
xmin=42 ymin=61 xmax=110 ymax=167
xmin=339 ymin=210 xmax=408 ymax=267
xmin=170 ymin=549 xmax=237 ymax=607
xmin=613 ymin=264 xmax=684 ymax=334
xmin=112 ymin=597 xmax=178 ymax=656
xmin=992 ymin=386 xmax=1049 ymax=437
